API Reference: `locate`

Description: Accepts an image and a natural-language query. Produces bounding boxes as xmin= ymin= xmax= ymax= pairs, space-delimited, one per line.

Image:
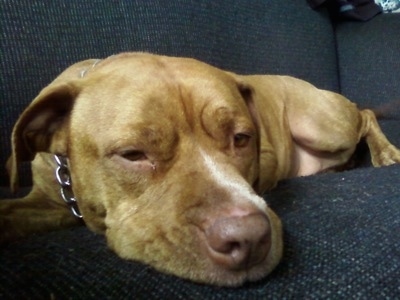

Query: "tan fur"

xmin=1 ymin=52 xmax=399 ymax=286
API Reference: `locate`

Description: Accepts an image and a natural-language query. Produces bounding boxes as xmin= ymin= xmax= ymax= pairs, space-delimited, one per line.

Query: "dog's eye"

xmin=233 ymin=133 xmax=251 ymax=148
xmin=119 ymin=150 xmax=147 ymax=161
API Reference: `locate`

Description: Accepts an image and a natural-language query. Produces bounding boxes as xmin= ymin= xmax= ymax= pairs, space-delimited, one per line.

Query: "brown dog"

xmin=1 ymin=52 xmax=400 ymax=286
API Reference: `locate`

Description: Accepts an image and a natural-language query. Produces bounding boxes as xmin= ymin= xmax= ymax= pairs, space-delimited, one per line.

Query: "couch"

xmin=1 ymin=1 xmax=399 ymax=298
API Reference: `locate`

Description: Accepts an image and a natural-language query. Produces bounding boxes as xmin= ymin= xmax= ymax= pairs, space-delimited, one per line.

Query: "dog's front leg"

xmin=359 ymin=109 xmax=400 ymax=166
xmin=0 ymin=190 xmax=80 ymax=243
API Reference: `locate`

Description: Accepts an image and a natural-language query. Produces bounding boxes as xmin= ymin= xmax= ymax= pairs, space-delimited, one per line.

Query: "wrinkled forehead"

xmin=92 ymin=54 xmax=237 ymax=90
xmin=71 ymin=54 xmax=250 ymax=142
xmin=78 ymin=54 xmax=245 ymax=112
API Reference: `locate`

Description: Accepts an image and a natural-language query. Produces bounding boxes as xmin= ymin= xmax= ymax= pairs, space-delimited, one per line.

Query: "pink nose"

xmin=205 ymin=213 xmax=271 ymax=270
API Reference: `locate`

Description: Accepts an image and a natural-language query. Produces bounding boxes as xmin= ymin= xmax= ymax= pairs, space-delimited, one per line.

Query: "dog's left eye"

xmin=233 ymin=133 xmax=251 ymax=148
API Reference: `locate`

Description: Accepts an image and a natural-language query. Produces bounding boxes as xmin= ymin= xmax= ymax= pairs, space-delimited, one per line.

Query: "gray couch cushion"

xmin=1 ymin=0 xmax=338 ymax=186
xmin=336 ymin=14 xmax=400 ymax=107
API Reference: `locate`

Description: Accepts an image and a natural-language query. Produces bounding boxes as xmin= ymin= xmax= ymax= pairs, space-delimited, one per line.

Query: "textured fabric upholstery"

xmin=336 ymin=14 xmax=400 ymax=107
xmin=336 ymin=13 xmax=400 ymax=150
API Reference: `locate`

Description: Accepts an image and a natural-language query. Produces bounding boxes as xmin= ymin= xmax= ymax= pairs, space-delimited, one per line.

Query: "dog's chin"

xmin=106 ymin=214 xmax=283 ymax=287
xmin=184 ymin=247 xmax=283 ymax=287
xmin=110 ymin=240 xmax=282 ymax=287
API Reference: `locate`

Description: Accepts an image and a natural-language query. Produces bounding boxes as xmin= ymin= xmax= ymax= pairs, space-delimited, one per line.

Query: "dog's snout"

xmin=205 ymin=213 xmax=271 ymax=270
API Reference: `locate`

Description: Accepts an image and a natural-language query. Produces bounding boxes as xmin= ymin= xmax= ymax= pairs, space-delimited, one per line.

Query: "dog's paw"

xmin=371 ymin=144 xmax=400 ymax=167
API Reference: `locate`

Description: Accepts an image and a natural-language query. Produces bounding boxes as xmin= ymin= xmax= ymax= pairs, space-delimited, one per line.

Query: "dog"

xmin=1 ymin=52 xmax=400 ymax=286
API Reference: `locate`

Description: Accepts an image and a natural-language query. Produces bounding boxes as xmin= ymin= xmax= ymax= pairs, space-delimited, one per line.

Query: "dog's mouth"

xmin=105 ymin=202 xmax=283 ymax=287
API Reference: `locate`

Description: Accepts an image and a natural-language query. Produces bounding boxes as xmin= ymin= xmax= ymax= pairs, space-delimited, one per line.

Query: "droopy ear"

xmin=7 ymin=58 xmax=99 ymax=192
xmin=227 ymin=72 xmax=261 ymax=145
xmin=7 ymin=82 xmax=81 ymax=193
xmin=232 ymin=74 xmax=281 ymax=194
xmin=225 ymin=71 xmax=260 ymax=128
xmin=227 ymin=72 xmax=264 ymax=192
xmin=237 ymin=82 xmax=260 ymax=133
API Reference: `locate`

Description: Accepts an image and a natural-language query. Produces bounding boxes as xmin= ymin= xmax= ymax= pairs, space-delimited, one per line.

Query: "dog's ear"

xmin=233 ymin=75 xmax=281 ymax=194
xmin=7 ymin=82 xmax=81 ymax=193
xmin=7 ymin=59 xmax=99 ymax=192
xmin=225 ymin=72 xmax=261 ymax=130
xmin=236 ymin=82 xmax=260 ymax=133
xmin=227 ymin=73 xmax=265 ymax=192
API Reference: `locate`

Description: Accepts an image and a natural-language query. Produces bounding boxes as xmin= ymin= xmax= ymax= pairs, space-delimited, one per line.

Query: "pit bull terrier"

xmin=1 ymin=52 xmax=400 ymax=286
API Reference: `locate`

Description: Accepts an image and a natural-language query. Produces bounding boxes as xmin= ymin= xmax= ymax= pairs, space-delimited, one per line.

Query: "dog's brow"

xmin=201 ymin=105 xmax=254 ymax=140
xmin=106 ymin=123 xmax=177 ymax=154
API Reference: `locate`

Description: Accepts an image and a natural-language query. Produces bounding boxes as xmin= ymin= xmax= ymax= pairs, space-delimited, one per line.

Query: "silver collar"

xmin=54 ymin=155 xmax=82 ymax=219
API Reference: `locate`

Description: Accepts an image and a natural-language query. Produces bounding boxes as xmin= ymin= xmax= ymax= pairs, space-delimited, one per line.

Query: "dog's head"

xmin=9 ymin=53 xmax=282 ymax=286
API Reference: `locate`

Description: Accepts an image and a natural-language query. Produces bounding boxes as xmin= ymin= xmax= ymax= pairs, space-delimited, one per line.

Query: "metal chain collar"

xmin=54 ymin=155 xmax=83 ymax=219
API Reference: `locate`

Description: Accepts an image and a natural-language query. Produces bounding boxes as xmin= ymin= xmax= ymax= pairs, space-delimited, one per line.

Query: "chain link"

xmin=54 ymin=155 xmax=83 ymax=219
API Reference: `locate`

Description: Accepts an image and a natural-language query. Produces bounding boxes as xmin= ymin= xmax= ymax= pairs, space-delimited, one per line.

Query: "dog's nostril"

xmin=205 ymin=213 xmax=271 ymax=270
xmin=213 ymin=239 xmax=242 ymax=255
xmin=226 ymin=241 xmax=241 ymax=253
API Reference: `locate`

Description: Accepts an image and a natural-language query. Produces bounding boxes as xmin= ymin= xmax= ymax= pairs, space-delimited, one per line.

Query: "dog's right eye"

xmin=233 ymin=133 xmax=252 ymax=148
xmin=118 ymin=150 xmax=147 ymax=161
